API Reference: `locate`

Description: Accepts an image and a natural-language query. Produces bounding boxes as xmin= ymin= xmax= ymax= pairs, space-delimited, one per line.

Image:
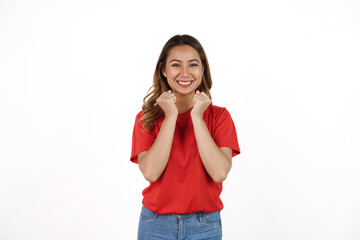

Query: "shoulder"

xmin=209 ymin=104 xmax=226 ymax=112
xmin=135 ymin=110 xmax=145 ymax=120
xmin=207 ymin=104 xmax=230 ymax=118
xmin=134 ymin=110 xmax=164 ymax=133
xmin=133 ymin=111 xmax=146 ymax=129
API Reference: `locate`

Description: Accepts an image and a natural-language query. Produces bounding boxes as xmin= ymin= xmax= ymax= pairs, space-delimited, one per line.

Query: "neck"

xmin=174 ymin=92 xmax=195 ymax=113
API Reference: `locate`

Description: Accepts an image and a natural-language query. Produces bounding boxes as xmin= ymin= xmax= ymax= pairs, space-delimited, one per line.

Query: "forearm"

xmin=191 ymin=116 xmax=232 ymax=182
xmin=139 ymin=114 xmax=177 ymax=182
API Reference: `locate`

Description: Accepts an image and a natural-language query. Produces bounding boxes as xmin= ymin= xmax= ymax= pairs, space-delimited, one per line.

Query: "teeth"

xmin=178 ymin=81 xmax=192 ymax=85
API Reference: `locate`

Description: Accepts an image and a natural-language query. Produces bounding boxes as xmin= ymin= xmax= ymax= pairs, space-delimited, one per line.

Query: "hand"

xmin=156 ymin=90 xmax=178 ymax=117
xmin=191 ymin=90 xmax=212 ymax=119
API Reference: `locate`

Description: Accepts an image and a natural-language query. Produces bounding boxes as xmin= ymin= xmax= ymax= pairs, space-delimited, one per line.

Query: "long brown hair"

xmin=140 ymin=34 xmax=213 ymax=131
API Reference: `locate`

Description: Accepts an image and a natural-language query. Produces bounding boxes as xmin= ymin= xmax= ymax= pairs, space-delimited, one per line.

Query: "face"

xmin=162 ymin=45 xmax=204 ymax=96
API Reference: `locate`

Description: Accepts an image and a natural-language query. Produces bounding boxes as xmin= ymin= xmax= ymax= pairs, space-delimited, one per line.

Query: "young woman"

xmin=130 ymin=34 xmax=240 ymax=240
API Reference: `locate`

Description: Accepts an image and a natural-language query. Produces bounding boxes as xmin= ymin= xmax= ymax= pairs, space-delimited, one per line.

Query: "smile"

xmin=176 ymin=80 xmax=193 ymax=86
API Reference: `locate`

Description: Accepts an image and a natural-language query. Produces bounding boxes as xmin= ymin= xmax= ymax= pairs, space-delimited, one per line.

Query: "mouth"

xmin=176 ymin=80 xmax=194 ymax=87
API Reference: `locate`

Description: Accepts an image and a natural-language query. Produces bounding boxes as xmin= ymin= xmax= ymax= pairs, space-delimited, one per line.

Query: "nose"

xmin=180 ymin=65 xmax=190 ymax=76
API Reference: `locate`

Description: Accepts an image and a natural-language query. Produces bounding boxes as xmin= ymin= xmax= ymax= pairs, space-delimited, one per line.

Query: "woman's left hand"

xmin=191 ymin=90 xmax=212 ymax=119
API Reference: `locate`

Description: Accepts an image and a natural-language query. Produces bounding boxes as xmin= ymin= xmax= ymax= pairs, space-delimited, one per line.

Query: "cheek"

xmin=195 ymin=69 xmax=203 ymax=79
xmin=165 ymin=69 xmax=178 ymax=78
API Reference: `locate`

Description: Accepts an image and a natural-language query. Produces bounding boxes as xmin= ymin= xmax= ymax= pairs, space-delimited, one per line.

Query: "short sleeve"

xmin=212 ymin=108 xmax=240 ymax=157
xmin=130 ymin=112 xmax=156 ymax=164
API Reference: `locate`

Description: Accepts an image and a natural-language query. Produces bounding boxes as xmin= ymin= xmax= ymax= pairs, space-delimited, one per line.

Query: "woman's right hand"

xmin=156 ymin=90 xmax=178 ymax=117
xmin=139 ymin=90 xmax=178 ymax=182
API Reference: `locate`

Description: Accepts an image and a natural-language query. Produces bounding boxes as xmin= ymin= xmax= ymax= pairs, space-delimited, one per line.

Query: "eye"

xmin=190 ymin=63 xmax=199 ymax=67
xmin=171 ymin=63 xmax=180 ymax=67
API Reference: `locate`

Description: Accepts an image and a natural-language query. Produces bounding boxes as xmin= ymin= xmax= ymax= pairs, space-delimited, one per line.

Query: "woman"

xmin=130 ymin=34 xmax=240 ymax=240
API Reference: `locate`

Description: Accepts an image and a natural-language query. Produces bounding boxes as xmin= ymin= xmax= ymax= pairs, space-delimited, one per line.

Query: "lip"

xmin=176 ymin=80 xmax=194 ymax=88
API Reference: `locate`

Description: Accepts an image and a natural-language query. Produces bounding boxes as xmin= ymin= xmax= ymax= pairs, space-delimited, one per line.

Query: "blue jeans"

xmin=138 ymin=206 xmax=222 ymax=240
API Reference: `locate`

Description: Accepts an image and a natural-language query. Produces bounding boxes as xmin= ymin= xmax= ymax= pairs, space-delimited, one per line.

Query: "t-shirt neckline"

xmin=177 ymin=107 xmax=192 ymax=119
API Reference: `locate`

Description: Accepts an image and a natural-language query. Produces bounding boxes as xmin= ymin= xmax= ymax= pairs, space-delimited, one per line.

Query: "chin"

xmin=174 ymin=88 xmax=197 ymax=95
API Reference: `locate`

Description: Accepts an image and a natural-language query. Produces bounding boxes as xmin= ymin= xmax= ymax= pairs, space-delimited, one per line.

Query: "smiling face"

xmin=162 ymin=45 xmax=204 ymax=97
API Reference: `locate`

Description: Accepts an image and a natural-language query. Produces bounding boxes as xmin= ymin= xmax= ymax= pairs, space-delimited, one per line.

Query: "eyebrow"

xmin=169 ymin=59 xmax=200 ymax=63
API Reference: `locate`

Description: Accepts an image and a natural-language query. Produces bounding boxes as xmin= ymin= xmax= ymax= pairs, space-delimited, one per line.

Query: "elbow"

xmin=140 ymin=166 xmax=161 ymax=182
xmin=211 ymin=165 xmax=231 ymax=183
xmin=138 ymin=159 xmax=160 ymax=183
xmin=143 ymin=172 xmax=160 ymax=183
xmin=212 ymin=173 xmax=228 ymax=183
xmin=211 ymin=155 xmax=232 ymax=183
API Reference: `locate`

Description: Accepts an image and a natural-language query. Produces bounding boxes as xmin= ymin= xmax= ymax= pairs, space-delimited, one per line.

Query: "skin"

xmin=138 ymin=45 xmax=232 ymax=183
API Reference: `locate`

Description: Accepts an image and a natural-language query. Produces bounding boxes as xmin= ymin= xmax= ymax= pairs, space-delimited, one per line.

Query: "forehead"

xmin=166 ymin=45 xmax=201 ymax=62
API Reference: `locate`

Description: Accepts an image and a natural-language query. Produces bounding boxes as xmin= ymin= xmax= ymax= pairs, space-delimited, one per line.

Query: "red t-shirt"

xmin=130 ymin=104 xmax=240 ymax=214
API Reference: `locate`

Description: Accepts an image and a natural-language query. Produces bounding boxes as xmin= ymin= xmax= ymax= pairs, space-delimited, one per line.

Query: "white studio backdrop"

xmin=0 ymin=0 xmax=359 ymax=239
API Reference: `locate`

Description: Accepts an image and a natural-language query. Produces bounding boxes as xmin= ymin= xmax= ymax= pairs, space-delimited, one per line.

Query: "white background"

xmin=1 ymin=0 xmax=360 ymax=239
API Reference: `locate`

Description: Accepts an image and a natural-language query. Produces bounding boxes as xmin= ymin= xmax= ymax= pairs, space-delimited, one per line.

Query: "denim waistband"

xmin=141 ymin=205 xmax=220 ymax=221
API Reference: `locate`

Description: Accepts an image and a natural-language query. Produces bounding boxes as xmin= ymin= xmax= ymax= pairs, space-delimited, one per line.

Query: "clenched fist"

xmin=191 ymin=90 xmax=212 ymax=119
xmin=156 ymin=90 xmax=178 ymax=117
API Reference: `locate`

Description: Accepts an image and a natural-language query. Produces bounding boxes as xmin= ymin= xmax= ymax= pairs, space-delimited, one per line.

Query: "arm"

xmin=138 ymin=91 xmax=178 ymax=182
xmin=191 ymin=91 xmax=233 ymax=183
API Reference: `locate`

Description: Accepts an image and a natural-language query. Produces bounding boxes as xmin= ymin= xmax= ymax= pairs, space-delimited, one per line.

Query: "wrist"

xmin=190 ymin=114 xmax=204 ymax=123
xmin=164 ymin=112 xmax=178 ymax=120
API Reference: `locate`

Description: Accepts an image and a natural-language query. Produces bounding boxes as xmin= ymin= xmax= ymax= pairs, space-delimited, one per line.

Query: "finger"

xmin=161 ymin=91 xmax=172 ymax=98
xmin=193 ymin=94 xmax=202 ymax=99
xmin=162 ymin=93 xmax=176 ymax=102
xmin=194 ymin=94 xmax=205 ymax=101
xmin=193 ymin=95 xmax=202 ymax=103
xmin=200 ymin=92 xmax=211 ymax=100
xmin=160 ymin=92 xmax=169 ymax=97
xmin=166 ymin=93 xmax=176 ymax=100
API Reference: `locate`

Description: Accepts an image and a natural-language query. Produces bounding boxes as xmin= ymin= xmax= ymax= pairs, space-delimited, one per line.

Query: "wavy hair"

xmin=140 ymin=34 xmax=213 ymax=131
